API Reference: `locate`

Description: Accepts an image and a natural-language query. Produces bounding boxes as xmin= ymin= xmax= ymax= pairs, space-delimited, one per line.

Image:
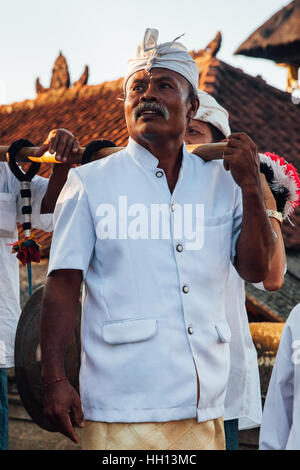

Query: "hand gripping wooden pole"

xmin=0 ymin=142 xmax=227 ymax=164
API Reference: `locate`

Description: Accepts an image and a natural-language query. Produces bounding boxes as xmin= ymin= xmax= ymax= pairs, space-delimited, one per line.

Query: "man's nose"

xmin=141 ymin=85 xmax=159 ymax=102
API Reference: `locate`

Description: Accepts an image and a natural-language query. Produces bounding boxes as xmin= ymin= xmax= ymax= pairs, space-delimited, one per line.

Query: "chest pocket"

xmin=0 ymin=193 xmax=17 ymax=238
xmin=198 ymin=211 xmax=233 ymax=278
xmin=204 ymin=210 xmax=232 ymax=246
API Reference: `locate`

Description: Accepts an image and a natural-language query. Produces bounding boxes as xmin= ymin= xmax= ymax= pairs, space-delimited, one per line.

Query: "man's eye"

xmin=159 ymin=83 xmax=171 ymax=89
xmin=132 ymin=84 xmax=144 ymax=91
xmin=188 ymin=129 xmax=201 ymax=135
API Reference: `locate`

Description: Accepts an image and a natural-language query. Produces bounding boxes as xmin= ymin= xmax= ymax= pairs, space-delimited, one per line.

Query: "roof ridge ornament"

xmin=36 ymin=52 xmax=89 ymax=96
xmin=191 ymin=32 xmax=222 ymax=61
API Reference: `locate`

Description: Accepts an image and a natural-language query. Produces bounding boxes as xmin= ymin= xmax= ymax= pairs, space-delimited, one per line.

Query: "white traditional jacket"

xmin=48 ymin=138 xmax=243 ymax=423
xmin=0 ymin=162 xmax=53 ymax=368
xmin=259 ymin=304 xmax=300 ymax=450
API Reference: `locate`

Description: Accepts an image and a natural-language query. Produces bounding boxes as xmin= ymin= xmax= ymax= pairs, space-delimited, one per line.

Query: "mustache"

xmin=133 ymin=102 xmax=170 ymax=121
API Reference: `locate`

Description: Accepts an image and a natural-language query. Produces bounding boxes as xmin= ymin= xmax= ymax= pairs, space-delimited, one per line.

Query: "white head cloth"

xmin=124 ymin=28 xmax=199 ymax=93
xmin=195 ymin=90 xmax=231 ymax=138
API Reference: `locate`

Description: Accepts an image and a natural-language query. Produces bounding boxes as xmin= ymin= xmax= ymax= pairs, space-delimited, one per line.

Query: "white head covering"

xmin=124 ymin=28 xmax=199 ymax=93
xmin=194 ymin=90 xmax=231 ymax=138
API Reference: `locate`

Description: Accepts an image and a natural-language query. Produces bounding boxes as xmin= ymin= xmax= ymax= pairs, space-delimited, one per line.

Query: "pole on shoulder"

xmin=0 ymin=142 xmax=227 ymax=164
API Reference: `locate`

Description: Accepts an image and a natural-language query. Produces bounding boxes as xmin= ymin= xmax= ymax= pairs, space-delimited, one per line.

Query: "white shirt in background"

xmin=0 ymin=162 xmax=53 ymax=368
xmin=259 ymin=303 xmax=300 ymax=450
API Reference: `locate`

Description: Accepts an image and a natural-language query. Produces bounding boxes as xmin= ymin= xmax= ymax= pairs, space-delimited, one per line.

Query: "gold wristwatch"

xmin=266 ymin=209 xmax=283 ymax=224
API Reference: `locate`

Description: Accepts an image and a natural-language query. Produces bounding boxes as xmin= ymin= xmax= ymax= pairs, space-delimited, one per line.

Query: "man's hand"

xmin=43 ymin=379 xmax=84 ymax=443
xmin=223 ymin=133 xmax=261 ymax=192
xmin=39 ymin=129 xmax=80 ymax=213
xmin=35 ymin=128 xmax=80 ymax=163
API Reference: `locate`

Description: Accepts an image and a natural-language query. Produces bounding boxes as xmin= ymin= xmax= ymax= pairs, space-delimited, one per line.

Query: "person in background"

xmin=259 ymin=303 xmax=300 ymax=450
xmin=185 ymin=90 xmax=286 ymax=450
xmin=0 ymin=128 xmax=78 ymax=450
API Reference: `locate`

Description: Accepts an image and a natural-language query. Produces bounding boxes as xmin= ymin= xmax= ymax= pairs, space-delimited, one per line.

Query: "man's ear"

xmin=187 ymin=96 xmax=199 ymax=121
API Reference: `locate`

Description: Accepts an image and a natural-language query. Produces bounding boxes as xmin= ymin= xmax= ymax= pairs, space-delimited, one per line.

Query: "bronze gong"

xmin=14 ymin=286 xmax=81 ymax=432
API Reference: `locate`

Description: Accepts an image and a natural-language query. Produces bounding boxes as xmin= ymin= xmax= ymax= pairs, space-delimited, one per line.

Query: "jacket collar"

xmin=126 ymin=138 xmax=159 ymax=170
xmin=126 ymin=137 xmax=196 ymax=171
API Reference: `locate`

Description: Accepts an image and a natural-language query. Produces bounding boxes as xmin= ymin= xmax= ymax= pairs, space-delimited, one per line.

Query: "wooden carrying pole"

xmin=0 ymin=142 xmax=227 ymax=164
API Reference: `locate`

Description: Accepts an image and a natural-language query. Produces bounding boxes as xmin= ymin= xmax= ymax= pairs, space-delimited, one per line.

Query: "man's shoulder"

xmin=74 ymin=148 xmax=130 ymax=180
xmin=187 ymin=151 xmax=235 ymax=179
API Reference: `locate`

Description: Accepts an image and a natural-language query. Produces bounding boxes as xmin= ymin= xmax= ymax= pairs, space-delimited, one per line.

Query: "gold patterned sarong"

xmin=82 ymin=417 xmax=225 ymax=450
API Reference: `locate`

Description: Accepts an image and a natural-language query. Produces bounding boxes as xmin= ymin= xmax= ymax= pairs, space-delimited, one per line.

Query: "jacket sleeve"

xmin=47 ymin=168 xmax=96 ymax=280
xmin=231 ymin=185 xmax=243 ymax=263
xmin=259 ymin=321 xmax=294 ymax=449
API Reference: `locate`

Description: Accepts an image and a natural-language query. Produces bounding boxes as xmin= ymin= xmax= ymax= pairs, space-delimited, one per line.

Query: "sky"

xmin=0 ymin=0 xmax=292 ymax=104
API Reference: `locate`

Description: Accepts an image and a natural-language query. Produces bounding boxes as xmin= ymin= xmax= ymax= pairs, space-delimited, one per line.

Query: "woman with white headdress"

xmin=185 ymin=90 xmax=289 ymax=450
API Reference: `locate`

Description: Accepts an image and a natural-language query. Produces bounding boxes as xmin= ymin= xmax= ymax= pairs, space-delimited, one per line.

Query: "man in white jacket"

xmin=40 ymin=28 xmax=276 ymax=450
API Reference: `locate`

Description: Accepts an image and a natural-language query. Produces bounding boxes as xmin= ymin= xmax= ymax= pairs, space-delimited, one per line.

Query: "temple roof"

xmin=235 ymin=0 xmax=300 ymax=65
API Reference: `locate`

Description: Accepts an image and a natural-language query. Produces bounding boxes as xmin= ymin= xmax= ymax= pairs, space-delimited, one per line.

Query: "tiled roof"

xmin=0 ymin=77 xmax=127 ymax=148
xmin=1 ymin=51 xmax=300 ymax=257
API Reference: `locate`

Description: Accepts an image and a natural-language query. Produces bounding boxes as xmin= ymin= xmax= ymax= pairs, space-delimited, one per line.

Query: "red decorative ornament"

xmin=9 ymin=235 xmax=41 ymax=266
xmin=260 ymin=152 xmax=300 ymax=219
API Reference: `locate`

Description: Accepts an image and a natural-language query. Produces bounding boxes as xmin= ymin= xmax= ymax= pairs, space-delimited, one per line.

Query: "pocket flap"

xmin=103 ymin=318 xmax=158 ymax=345
xmin=215 ymin=321 xmax=231 ymax=343
xmin=204 ymin=211 xmax=233 ymax=227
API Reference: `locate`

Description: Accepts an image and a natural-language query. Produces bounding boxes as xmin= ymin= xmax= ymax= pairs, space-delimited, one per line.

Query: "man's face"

xmin=185 ymin=119 xmax=213 ymax=145
xmin=124 ymin=68 xmax=199 ymax=145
